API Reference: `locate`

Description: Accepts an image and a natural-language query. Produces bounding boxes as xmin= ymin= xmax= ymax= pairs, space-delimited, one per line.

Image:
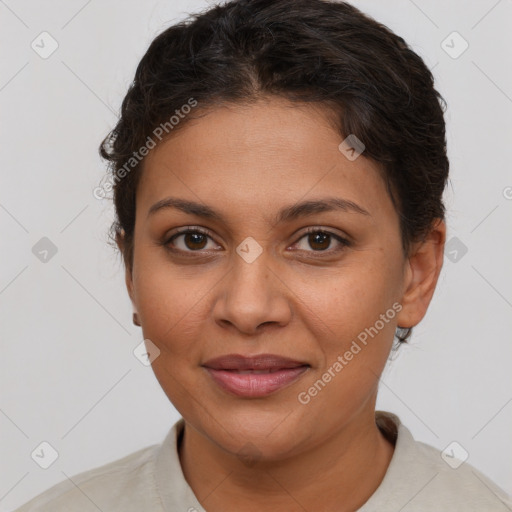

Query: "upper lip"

xmin=202 ymin=354 xmax=309 ymax=371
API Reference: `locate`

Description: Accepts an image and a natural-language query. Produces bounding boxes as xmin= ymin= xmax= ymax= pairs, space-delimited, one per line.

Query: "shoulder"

xmin=363 ymin=411 xmax=512 ymax=511
xmin=410 ymin=437 xmax=512 ymax=511
xmin=14 ymin=443 xmax=160 ymax=512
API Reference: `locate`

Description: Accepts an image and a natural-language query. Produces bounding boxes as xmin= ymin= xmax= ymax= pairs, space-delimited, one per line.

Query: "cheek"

xmin=293 ymin=266 xmax=399 ymax=424
xmin=133 ymin=262 xmax=208 ymax=410
xmin=289 ymin=259 xmax=400 ymax=347
xmin=137 ymin=283 xmax=210 ymax=356
xmin=132 ymin=251 xmax=212 ymax=357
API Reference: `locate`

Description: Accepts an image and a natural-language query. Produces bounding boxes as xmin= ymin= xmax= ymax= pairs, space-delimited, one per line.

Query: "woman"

xmin=16 ymin=0 xmax=512 ymax=510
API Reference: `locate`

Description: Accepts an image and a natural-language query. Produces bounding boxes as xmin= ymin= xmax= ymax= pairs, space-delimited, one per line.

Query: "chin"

xmin=203 ymin=406 xmax=308 ymax=457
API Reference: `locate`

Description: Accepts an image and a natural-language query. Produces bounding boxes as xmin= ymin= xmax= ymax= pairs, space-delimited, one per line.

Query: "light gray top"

xmin=14 ymin=411 xmax=512 ymax=511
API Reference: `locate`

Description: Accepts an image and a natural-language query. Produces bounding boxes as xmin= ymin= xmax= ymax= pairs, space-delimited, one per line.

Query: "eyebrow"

xmin=147 ymin=196 xmax=371 ymax=224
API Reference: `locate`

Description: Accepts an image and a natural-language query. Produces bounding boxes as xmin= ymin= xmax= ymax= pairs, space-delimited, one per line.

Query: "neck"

xmin=178 ymin=407 xmax=395 ymax=512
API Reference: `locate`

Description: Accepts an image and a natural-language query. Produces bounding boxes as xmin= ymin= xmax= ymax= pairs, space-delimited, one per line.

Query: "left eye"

xmin=293 ymin=230 xmax=350 ymax=253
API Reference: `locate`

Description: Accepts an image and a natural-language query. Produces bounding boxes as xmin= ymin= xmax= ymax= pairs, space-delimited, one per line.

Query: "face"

xmin=124 ymin=96 xmax=442 ymax=460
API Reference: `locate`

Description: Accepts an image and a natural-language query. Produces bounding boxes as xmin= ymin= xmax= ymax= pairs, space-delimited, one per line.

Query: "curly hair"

xmin=99 ymin=0 xmax=449 ymax=344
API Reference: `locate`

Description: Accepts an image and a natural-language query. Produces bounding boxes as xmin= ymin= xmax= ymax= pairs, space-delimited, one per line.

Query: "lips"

xmin=203 ymin=353 xmax=307 ymax=371
xmin=202 ymin=354 xmax=309 ymax=397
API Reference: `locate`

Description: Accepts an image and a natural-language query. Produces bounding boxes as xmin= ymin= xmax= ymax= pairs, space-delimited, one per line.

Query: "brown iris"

xmin=308 ymin=231 xmax=330 ymax=251
xmin=184 ymin=232 xmax=208 ymax=250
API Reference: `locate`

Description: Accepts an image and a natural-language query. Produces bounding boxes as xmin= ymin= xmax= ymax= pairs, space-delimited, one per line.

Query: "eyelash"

xmin=162 ymin=226 xmax=351 ymax=257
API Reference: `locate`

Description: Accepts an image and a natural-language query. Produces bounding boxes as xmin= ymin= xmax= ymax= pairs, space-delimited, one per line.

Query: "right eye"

xmin=164 ymin=227 xmax=222 ymax=253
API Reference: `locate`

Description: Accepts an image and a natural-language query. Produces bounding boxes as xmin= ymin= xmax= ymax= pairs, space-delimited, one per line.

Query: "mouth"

xmin=202 ymin=354 xmax=310 ymax=398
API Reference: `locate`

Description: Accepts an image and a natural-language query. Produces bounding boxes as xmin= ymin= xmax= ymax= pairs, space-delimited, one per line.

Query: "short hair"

xmin=99 ymin=0 xmax=449 ymax=344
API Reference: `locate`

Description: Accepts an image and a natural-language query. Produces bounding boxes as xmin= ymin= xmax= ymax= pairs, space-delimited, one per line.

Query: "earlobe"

xmin=125 ymin=265 xmax=140 ymax=326
xmin=116 ymin=230 xmax=137 ymax=311
xmin=124 ymin=264 xmax=135 ymax=304
xmin=396 ymin=219 xmax=446 ymax=329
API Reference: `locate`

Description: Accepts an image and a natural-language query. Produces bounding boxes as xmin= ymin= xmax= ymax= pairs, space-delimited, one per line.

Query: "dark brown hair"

xmin=99 ymin=0 xmax=449 ymax=344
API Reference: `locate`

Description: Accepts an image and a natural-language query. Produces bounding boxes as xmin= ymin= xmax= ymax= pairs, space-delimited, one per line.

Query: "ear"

xmin=396 ymin=219 xmax=446 ymax=329
xmin=116 ymin=231 xmax=136 ymax=307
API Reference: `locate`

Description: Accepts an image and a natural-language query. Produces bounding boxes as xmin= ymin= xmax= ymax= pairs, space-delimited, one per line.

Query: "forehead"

xmin=136 ymin=97 xmax=395 ymax=226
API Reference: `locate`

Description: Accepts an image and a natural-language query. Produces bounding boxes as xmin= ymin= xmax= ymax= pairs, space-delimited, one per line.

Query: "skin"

xmin=119 ymin=95 xmax=446 ymax=512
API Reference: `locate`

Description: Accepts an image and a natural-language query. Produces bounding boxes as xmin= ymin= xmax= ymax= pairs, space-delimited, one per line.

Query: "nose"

xmin=213 ymin=247 xmax=292 ymax=336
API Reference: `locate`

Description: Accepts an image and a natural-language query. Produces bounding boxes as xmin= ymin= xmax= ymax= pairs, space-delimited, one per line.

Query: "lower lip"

xmin=204 ymin=366 xmax=309 ymax=397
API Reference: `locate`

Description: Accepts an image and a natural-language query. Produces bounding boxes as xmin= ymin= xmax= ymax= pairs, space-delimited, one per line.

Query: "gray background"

xmin=1 ymin=0 xmax=511 ymax=509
